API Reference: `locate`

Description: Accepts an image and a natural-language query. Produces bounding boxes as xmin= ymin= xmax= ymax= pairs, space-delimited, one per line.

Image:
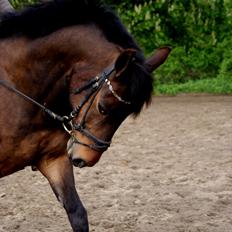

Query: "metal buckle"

xmin=62 ymin=116 xmax=73 ymax=134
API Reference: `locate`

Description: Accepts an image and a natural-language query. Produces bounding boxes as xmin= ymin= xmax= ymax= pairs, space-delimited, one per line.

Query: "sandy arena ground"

xmin=0 ymin=95 xmax=231 ymax=232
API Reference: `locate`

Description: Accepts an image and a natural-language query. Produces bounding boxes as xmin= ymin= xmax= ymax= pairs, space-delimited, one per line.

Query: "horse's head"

xmin=67 ymin=47 xmax=171 ymax=168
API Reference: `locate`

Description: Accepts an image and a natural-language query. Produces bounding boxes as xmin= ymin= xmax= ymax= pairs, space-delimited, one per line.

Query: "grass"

xmin=154 ymin=77 xmax=232 ymax=95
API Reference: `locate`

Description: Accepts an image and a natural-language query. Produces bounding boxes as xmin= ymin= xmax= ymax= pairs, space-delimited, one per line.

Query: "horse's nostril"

xmin=72 ymin=158 xmax=87 ymax=168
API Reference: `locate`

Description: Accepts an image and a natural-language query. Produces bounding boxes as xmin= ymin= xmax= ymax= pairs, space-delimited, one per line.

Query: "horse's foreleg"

xmin=36 ymin=154 xmax=89 ymax=232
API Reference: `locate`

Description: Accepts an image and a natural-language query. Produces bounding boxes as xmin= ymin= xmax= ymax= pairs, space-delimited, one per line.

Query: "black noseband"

xmin=69 ymin=123 xmax=111 ymax=151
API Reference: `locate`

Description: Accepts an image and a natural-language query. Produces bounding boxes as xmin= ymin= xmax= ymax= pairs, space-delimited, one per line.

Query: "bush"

xmin=217 ymin=38 xmax=232 ymax=80
xmin=10 ymin=0 xmax=37 ymax=8
xmin=116 ymin=0 xmax=232 ymax=91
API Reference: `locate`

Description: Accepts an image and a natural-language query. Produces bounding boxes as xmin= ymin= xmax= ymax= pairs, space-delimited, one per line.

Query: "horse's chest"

xmin=0 ymin=130 xmax=68 ymax=177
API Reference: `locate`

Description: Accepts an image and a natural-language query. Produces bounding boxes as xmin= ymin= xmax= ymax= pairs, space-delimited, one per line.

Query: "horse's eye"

xmin=98 ymin=103 xmax=108 ymax=115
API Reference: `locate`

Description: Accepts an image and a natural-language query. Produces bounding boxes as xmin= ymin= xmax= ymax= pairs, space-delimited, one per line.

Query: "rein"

xmin=0 ymin=65 xmax=130 ymax=152
xmin=0 ymin=79 xmax=66 ymax=122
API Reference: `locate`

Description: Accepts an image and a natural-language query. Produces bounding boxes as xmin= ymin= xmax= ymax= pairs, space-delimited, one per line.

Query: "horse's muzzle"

xmin=67 ymin=138 xmax=101 ymax=168
xmin=72 ymin=158 xmax=87 ymax=168
xmin=67 ymin=138 xmax=74 ymax=157
xmin=67 ymin=139 xmax=85 ymax=168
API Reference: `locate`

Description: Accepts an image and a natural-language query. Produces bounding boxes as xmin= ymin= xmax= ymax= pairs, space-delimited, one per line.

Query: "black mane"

xmin=0 ymin=0 xmax=138 ymax=50
xmin=0 ymin=0 xmax=153 ymax=114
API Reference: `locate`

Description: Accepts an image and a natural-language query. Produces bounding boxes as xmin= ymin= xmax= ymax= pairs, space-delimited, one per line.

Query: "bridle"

xmin=65 ymin=65 xmax=122 ymax=152
xmin=0 ymin=64 xmax=131 ymax=152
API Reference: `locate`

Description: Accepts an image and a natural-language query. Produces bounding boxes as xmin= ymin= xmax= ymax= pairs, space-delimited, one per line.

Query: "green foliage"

xmin=219 ymin=57 xmax=232 ymax=80
xmin=114 ymin=0 xmax=232 ymax=94
xmin=10 ymin=0 xmax=37 ymax=9
xmin=155 ymin=77 xmax=232 ymax=95
xmin=217 ymin=38 xmax=232 ymax=80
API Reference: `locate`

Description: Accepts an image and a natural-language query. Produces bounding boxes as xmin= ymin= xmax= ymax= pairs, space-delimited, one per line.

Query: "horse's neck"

xmin=2 ymin=26 xmax=119 ymax=97
xmin=0 ymin=25 xmax=120 ymax=124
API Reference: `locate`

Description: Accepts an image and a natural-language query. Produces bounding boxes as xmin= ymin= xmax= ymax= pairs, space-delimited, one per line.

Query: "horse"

xmin=0 ymin=0 xmax=171 ymax=231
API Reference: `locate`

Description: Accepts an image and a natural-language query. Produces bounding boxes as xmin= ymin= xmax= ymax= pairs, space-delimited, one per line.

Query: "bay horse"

xmin=0 ymin=0 xmax=171 ymax=231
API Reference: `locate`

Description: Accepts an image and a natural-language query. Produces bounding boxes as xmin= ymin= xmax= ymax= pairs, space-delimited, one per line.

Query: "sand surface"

xmin=0 ymin=95 xmax=231 ymax=232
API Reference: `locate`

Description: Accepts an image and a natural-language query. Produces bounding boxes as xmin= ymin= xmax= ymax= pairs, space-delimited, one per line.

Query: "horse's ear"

xmin=115 ymin=49 xmax=136 ymax=77
xmin=145 ymin=46 xmax=172 ymax=73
